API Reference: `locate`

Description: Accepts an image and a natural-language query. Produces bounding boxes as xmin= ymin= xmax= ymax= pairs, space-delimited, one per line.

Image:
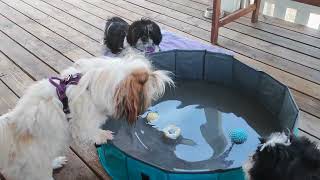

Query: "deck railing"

xmin=217 ymin=0 xmax=319 ymax=28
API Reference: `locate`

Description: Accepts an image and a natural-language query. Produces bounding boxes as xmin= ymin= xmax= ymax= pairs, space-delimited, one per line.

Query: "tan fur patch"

xmin=9 ymin=122 xmax=33 ymax=145
xmin=115 ymin=68 xmax=150 ymax=124
xmin=17 ymin=132 xmax=33 ymax=145
xmin=131 ymin=69 xmax=149 ymax=85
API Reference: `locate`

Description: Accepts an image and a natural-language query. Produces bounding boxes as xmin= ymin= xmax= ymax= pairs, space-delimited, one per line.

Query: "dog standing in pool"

xmin=243 ymin=132 xmax=320 ymax=180
xmin=0 ymin=54 xmax=173 ymax=180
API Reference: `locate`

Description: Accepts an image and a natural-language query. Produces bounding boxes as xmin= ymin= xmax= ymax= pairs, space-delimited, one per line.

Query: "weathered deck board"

xmin=22 ymin=0 xmax=102 ymax=42
xmin=0 ymin=31 xmax=57 ymax=78
xmin=253 ymin=14 xmax=320 ymax=39
xmin=146 ymin=0 xmax=207 ymax=21
xmin=224 ymin=22 xmax=320 ymax=58
xmin=0 ymin=3 xmax=92 ymax=60
xmin=53 ymin=150 xmax=100 ymax=180
xmin=220 ymin=28 xmax=320 ymax=71
xmin=39 ymin=0 xmax=106 ymax=30
xmin=166 ymin=0 xmax=207 ymax=11
xmin=0 ymin=15 xmax=73 ymax=71
xmin=0 ymin=52 xmax=34 ymax=96
xmin=218 ymin=35 xmax=320 ymax=86
xmin=299 ymin=112 xmax=320 ymax=141
xmin=190 ymin=0 xmax=210 ymax=5
xmin=299 ymin=130 xmax=320 ymax=145
xmin=0 ymin=0 xmax=100 ymax=56
xmin=0 ymin=81 xmax=18 ymax=115
xmin=235 ymin=17 xmax=320 ymax=48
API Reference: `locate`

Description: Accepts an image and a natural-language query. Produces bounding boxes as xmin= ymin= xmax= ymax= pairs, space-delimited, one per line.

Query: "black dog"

xmin=103 ymin=17 xmax=129 ymax=54
xmin=126 ymin=18 xmax=162 ymax=53
xmin=243 ymin=132 xmax=320 ymax=180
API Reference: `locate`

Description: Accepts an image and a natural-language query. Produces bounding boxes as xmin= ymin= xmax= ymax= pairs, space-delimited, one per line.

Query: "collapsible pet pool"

xmin=97 ymin=50 xmax=299 ymax=180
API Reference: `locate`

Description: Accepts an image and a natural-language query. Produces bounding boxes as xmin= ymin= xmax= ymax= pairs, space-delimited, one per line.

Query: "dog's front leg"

xmin=52 ymin=156 xmax=68 ymax=169
xmin=86 ymin=113 xmax=114 ymax=145
xmin=73 ymin=113 xmax=114 ymax=145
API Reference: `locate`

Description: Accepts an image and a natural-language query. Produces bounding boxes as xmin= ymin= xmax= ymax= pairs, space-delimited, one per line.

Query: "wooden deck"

xmin=0 ymin=0 xmax=319 ymax=179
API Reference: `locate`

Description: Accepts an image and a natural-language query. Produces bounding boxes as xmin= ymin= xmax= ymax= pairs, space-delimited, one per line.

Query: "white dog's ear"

xmin=149 ymin=70 xmax=174 ymax=100
xmin=114 ymin=69 xmax=149 ymax=124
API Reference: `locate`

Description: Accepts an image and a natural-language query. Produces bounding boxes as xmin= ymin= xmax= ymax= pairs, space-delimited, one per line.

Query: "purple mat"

xmin=159 ymin=31 xmax=234 ymax=55
xmin=103 ymin=31 xmax=234 ymax=57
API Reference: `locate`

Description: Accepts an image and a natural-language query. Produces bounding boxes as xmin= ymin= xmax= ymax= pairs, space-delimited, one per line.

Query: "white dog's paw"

xmin=94 ymin=130 xmax=114 ymax=145
xmin=52 ymin=156 xmax=68 ymax=169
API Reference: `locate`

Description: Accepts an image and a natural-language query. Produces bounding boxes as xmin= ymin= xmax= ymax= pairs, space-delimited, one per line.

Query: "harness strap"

xmin=49 ymin=73 xmax=82 ymax=116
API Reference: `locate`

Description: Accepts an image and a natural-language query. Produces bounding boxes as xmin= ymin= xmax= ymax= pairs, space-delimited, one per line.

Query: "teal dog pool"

xmin=97 ymin=50 xmax=299 ymax=180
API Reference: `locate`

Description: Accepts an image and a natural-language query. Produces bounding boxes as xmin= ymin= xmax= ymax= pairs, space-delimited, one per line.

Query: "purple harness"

xmin=49 ymin=73 xmax=82 ymax=115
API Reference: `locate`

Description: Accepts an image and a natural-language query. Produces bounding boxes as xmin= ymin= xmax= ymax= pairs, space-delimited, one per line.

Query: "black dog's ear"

xmin=150 ymin=21 xmax=162 ymax=45
xmin=104 ymin=17 xmax=129 ymax=54
xmin=105 ymin=25 xmax=127 ymax=54
xmin=106 ymin=32 xmax=125 ymax=54
xmin=103 ymin=20 xmax=113 ymax=45
xmin=127 ymin=22 xmax=141 ymax=46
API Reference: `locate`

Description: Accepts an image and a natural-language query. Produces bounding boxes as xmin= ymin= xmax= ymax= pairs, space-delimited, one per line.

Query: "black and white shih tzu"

xmin=103 ymin=17 xmax=129 ymax=54
xmin=243 ymin=132 xmax=320 ymax=180
xmin=126 ymin=18 xmax=162 ymax=54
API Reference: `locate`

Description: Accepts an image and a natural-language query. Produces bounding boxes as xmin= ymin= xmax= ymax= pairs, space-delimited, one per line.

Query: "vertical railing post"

xmin=251 ymin=0 xmax=261 ymax=22
xmin=211 ymin=0 xmax=221 ymax=44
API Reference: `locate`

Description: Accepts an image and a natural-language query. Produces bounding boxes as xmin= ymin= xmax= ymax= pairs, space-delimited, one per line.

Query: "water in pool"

xmin=103 ymin=80 xmax=279 ymax=172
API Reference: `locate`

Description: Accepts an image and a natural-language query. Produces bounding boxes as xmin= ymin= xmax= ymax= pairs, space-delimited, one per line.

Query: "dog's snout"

xmin=141 ymin=36 xmax=148 ymax=43
xmin=132 ymin=69 xmax=149 ymax=85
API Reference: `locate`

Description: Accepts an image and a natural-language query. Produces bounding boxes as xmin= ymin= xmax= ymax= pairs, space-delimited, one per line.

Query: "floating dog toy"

xmin=146 ymin=112 xmax=159 ymax=122
xmin=163 ymin=125 xmax=181 ymax=140
xmin=229 ymin=128 xmax=248 ymax=144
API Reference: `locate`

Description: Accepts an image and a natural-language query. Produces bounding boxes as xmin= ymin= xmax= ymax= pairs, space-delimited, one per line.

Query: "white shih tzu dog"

xmin=0 ymin=54 xmax=173 ymax=180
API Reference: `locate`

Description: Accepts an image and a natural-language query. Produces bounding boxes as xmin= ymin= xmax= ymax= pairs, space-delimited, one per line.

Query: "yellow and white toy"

xmin=146 ymin=112 xmax=159 ymax=122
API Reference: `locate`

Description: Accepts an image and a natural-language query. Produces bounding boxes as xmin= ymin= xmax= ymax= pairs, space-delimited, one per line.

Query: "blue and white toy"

xmin=229 ymin=128 xmax=248 ymax=144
